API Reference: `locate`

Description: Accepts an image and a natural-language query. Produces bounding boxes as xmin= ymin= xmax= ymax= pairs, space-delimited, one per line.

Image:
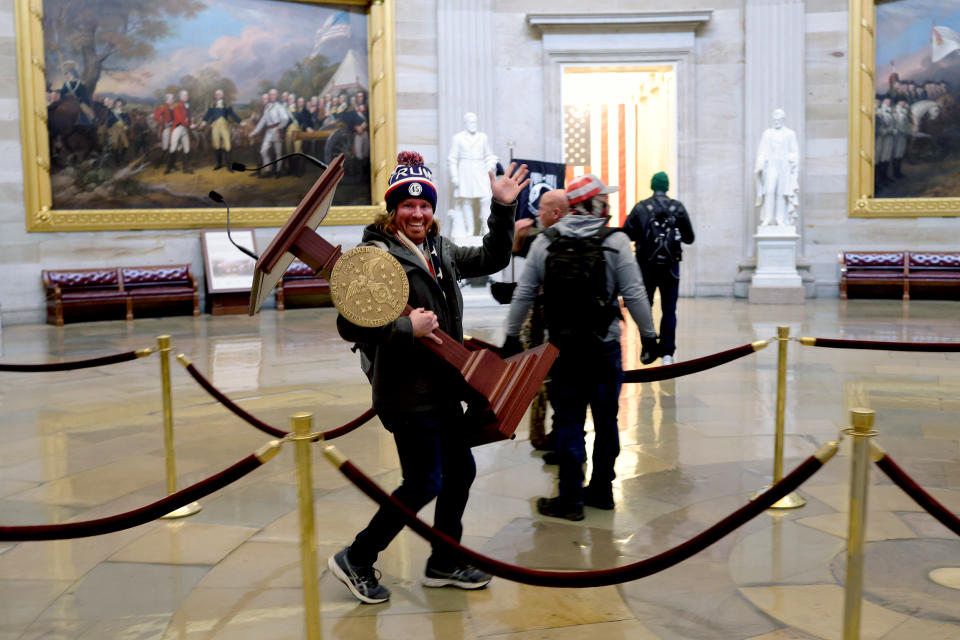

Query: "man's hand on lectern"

xmin=500 ymin=335 xmax=523 ymax=358
xmin=410 ymin=307 xmax=442 ymax=345
xmin=489 ymin=162 xmax=531 ymax=204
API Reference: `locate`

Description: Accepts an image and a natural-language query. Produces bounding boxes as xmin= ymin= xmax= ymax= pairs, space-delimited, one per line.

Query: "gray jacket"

xmin=506 ymin=214 xmax=657 ymax=340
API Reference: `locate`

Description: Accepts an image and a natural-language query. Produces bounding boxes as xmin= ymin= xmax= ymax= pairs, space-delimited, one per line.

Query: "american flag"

xmin=311 ymin=11 xmax=351 ymax=57
xmin=562 ymin=72 xmax=675 ymax=226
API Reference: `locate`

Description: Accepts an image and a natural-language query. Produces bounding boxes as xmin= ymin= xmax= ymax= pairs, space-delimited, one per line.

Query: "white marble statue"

xmin=754 ymin=109 xmax=800 ymax=228
xmin=448 ymin=112 xmax=498 ymax=236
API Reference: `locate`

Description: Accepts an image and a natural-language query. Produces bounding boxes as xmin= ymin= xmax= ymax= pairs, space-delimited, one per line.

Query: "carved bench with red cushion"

xmin=839 ymin=252 xmax=907 ymax=300
xmin=840 ymin=251 xmax=960 ymax=300
xmin=120 ymin=265 xmax=199 ymax=320
xmin=907 ymin=251 xmax=960 ymax=299
xmin=43 ymin=268 xmax=127 ymax=326
xmin=276 ymin=259 xmax=331 ymax=311
xmin=42 ymin=265 xmax=199 ymax=325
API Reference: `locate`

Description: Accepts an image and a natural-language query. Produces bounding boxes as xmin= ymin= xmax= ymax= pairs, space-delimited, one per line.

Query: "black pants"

xmin=640 ymin=261 xmax=681 ymax=356
xmin=348 ymin=404 xmax=476 ymax=568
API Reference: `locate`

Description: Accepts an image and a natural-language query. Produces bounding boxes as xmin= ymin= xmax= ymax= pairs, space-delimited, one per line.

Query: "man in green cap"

xmin=622 ymin=171 xmax=695 ymax=365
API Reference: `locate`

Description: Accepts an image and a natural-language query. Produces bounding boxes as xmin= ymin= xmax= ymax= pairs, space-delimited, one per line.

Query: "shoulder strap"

xmin=542 ymin=227 xmax=561 ymax=244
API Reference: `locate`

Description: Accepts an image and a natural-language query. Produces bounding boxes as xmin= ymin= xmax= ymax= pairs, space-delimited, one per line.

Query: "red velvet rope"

xmin=623 ymin=343 xmax=758 ymax=383
xmin=0 ymin=454 xmax=262 ymax=541
xmin=0 ymin=350 xmax=142 ymax=372
xmin=335 ymin=454 xmax=824 ymax=588
xmin=182 ymin=362 xmax=376 ymax=441
xmin=803 ymin=337 xmax=960 ymax=352
xmin=874 ymin=453 xmax=960 ymax=537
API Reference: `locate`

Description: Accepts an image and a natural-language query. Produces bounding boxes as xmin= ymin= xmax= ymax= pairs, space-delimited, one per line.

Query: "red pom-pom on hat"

xmin=396 ymin=151 xmax=424 ymax=167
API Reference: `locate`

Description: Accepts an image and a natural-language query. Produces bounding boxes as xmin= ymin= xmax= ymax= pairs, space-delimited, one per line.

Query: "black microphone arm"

xmin=231 ymin=152 xmax=328 ymax=174
xmin=207 ymin=191 xmax=259 ymax=261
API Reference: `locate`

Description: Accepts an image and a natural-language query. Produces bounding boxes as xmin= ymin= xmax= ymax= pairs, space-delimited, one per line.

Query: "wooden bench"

xmin=276 ymin=259 xmax=331 ymax=310
xmin=43 ymin=268 xmax=127 ymax=326
xmin=120 ymin=265 xmax=200 ymax=320
xmin=907 ymin=251 xmax=960 ymax=300
xmin=43 ymin=265 xmax=199 ymax=326
xmin=839 ymin=251 xmax=960 ymax=300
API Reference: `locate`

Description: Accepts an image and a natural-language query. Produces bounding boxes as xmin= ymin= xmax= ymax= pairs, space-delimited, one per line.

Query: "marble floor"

xmin=0 ymin=297 xmax=957 ymax=639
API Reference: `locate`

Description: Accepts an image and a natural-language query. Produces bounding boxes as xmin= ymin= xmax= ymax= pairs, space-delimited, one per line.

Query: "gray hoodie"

xmin=506 ymin=213 xmax=657 ymax=341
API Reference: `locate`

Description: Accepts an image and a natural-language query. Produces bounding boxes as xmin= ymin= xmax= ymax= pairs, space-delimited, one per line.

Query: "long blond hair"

xmin=373 ymin=208 xmax=440 ymax=237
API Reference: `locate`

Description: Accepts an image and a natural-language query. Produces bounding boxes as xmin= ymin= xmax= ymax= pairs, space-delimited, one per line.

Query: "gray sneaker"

xmin=423 ymin=561 xmax=492 ymax=589
xmin=328 ymin=547 xmax=390 ymax=604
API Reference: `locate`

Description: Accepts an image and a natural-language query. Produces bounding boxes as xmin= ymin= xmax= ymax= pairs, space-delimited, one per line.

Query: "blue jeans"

xmin=640 ymin=262 xmax=680 ymax=356
xmin=548 ymin=340 xmax=624 ymax=506
xmin=348 ymin=404 xmax=476 ymax=568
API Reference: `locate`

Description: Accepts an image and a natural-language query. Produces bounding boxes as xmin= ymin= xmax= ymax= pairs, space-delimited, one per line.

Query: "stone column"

xmin=437 ymin=0 xmax=495 ymax=233
xmin=743 ymin=0 xmax=806 ymax=254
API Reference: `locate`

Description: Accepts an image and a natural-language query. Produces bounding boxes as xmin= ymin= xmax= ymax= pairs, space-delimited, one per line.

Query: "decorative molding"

xmin=527 ymin=11 xmax=713 ymax=31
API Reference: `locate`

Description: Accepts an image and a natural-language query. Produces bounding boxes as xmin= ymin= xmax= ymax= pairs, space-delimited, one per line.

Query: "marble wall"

xmin=0 ymin=0 xmax=958 ymax=324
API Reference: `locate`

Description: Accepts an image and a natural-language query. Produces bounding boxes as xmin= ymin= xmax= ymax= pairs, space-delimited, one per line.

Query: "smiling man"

xmin=330 ymin=151 xmax=529 ymax=604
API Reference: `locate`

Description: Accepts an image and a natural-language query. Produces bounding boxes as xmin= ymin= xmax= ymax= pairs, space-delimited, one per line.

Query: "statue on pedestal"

xmin=448 ymin=112 xmax=498 ymax=236
xmin=755 ymin=109 xmax=799 ymax=228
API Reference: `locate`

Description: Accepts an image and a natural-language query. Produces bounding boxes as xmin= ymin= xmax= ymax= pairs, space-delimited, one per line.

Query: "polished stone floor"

xmin=0 ymin=297 xmax=957 ymax=639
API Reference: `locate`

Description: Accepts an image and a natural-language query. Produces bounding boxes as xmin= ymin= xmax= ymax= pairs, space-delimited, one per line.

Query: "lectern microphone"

xmin=207 ymin=190 xmax=259 ymax=261
xmin=231 ymin=152 xmax=328 ymax=174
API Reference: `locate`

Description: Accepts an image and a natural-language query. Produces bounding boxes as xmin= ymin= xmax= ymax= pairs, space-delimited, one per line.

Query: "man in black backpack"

xmin=623 ymin=171 xmax=695 ymax=365
xmin=502 ymin=174 xmax=658 ymax=520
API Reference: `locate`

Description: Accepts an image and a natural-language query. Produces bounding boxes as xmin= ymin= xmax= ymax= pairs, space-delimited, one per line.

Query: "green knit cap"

xmin=651 ymin=171 xmax=669 ymax=192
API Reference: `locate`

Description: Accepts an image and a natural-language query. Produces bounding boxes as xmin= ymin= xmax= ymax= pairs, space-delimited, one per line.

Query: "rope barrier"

xmin=797 ymin=337 xmax=960 ymax=352
xmin=0 ymin=347 xmax=155 ymax=372
xmin=623 ymin=340 xmax=769 ymax=384
xmin=322 ymin=441 xmax=837 ymax=588
xmin=177 ymin=354 xmax=376 ymax=441
xmin=0 ymin=441 xmax=282 ymax=542
xmin=871 ymin=443 xmax=960 ymax=537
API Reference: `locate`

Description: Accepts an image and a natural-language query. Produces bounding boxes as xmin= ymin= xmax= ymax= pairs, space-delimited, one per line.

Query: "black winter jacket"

xmin=622 ymin=192 xmax=695 ymax=264
xmin=337 ymin=199 xmax=516 ymax=414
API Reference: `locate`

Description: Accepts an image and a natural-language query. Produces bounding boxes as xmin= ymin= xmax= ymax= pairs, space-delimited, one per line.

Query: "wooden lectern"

xmin=249 ymin=155 xmax=558 ymax=446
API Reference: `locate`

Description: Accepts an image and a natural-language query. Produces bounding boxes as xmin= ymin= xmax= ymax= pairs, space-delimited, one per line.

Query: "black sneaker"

xmin=583 ymin=485 xmax=615 ymax=510
xmin=423 ymin=562 xmax=492 ymax=589
xmin=541 ymin=451 xmax=559 ymax=465
xmin=328 ymin=547 xmax=390 ymax=604
xmin=536 ymin=496 xmax=584 ymax=521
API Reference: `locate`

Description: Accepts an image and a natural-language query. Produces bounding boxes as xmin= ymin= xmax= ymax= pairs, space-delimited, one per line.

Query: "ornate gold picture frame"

xmin=849 ymin=0 xmax=960 ymax=218
xmin=15 ymin=0 xmax=395 ymax=232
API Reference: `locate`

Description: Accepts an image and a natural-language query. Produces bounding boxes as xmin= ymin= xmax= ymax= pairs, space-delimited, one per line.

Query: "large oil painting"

xmin=849 ymin=0 xmax=960 ymax=217
xmin=15 ymin=0 xmax=396 ymax=231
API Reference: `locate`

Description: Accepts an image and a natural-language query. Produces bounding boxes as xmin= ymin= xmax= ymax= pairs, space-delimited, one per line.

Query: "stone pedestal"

xmin=749 ymin=226 xmax=805 ymax=304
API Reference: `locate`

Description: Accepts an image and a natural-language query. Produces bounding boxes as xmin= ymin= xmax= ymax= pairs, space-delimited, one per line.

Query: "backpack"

xmin=643 ymin=197 xmax=683 ymax=265
xmin=542 ymin=226 xmax=624 ymax=349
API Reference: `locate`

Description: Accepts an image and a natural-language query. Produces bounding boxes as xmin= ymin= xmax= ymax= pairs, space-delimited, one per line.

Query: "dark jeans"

xmin=640 ymin=261 xmax=681 ymax=356
xmin=348 ymin=404 xmax=476 ymax=568
xmin=548 ymin=340 xmax=624 ymax=506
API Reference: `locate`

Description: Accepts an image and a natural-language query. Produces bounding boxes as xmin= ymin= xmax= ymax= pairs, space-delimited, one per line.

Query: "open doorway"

xmin=561 ymin=65 xmax=677 ymax=226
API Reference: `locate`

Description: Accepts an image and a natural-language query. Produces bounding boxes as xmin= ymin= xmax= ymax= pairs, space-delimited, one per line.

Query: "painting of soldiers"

xmin=39 ymin=0 xmax=373 ymax=211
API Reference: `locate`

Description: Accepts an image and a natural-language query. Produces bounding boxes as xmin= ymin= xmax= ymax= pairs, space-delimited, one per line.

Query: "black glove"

xmin=501 ymin=335 xmax=523 ymax=358
xmin=640 ymin=335 xmax=659 ymax=365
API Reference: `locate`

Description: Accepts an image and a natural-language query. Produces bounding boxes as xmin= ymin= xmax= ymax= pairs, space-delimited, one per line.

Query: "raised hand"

xmin=489 ymin=162 xmax=531 ymax=204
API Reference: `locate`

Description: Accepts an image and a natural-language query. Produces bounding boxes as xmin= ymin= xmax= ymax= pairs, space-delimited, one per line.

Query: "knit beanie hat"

xmin=384 ymin=151 xmax=438 ymax=212
xmin=651 ymin=171 xmax=669 ymax=192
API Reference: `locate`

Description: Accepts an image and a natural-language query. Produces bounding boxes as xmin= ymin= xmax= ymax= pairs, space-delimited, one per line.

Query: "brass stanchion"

xmin=293 ymin=413 xmax=322 ymax=640
xmin=752 ymin=326 xmax=805 ymax=508
xmin=843 ymin=408 xmax=876 ymax=640
xmin=158 ymin=335 xmax=201 ymax=519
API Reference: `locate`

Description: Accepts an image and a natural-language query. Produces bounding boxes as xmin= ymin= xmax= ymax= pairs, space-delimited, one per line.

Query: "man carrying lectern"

xmin=328 ymin=151 xmax=529 ymax=604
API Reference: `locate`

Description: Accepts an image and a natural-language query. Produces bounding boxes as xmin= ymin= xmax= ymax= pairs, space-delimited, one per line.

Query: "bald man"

xmin=512 ymin=188 xmax=569 ymax=452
